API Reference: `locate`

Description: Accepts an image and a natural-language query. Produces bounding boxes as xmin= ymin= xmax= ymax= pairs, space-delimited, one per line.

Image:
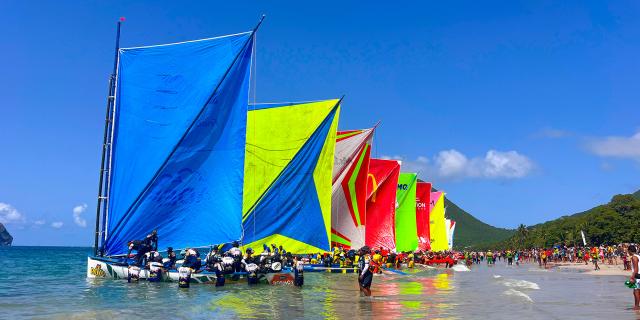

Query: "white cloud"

xmin=34 ymin=220 xmax=46 ymax=225
xmin=396 ymin=149 xmax=534 ymax=181
xmin=51 ymin=222 xmax=64 ymax=229
xmin=435 ymin=150 xmax=470 ymax=177
xmin=586 ymin=131 xmax=640 ymax=161
xmin=482 ymin=150 xmax=533 ymax=178
xmin=73 ymin=204 xmax=88 ymax=228
xmin=0 ymin=202 xmax=26 ymax=224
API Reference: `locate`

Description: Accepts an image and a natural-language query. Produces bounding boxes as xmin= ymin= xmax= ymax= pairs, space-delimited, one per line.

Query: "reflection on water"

xmin=0 ymin=247 xmax=637 ymax=319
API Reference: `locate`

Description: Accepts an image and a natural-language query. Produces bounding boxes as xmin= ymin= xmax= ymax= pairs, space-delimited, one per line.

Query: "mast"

xmin=93 ymin=18 xmax=123 ymax=256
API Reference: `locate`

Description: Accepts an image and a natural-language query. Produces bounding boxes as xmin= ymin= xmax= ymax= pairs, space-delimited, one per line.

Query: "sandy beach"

xmin=552 ymin=262 xmax=629 ymax=276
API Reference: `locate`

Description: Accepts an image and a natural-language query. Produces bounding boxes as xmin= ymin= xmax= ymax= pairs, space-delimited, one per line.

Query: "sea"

xmin=0 ymin=246 xmax=635 ymax=319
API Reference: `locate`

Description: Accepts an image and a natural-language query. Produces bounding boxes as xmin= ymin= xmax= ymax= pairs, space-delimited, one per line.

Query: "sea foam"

xmin=451 ymin=265 xmax=470 ymax=272
xmin=503 ymin=289 xmax=533 ymax=302
xmin=502 ymin=279 xmax=540 ymax=290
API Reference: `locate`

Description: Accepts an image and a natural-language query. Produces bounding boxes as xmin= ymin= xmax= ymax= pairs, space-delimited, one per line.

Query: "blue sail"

xmin=103 ymin=32 xmax=254 ymax=256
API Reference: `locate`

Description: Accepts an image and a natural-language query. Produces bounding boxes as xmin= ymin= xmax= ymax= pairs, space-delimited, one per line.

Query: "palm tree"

xmin=517 ymin=224 xmax=528 ymax=249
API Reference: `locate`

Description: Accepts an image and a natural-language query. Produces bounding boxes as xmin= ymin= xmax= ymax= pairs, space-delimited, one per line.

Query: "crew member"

xmin=293 ymin=256 xmax=304 ymax=287
xmin=372 ymin=250 xmax=382 ymax=273
xmin=227 ymin=241 xmax=243 ymax=272
xmin=243 ymin=248 xmax=259 ymax=285
xmin=164 ymin=247 xmax=177 ymax=270
xmin=182 ymin=248 xmax=202 ymax=271
xmin=127 ymin=240 xmax=151 ymax=267
xmin=358 ymin=246 xmax=374 ymax=296
xmin=144 ymin=230 xmax=158 ymax=252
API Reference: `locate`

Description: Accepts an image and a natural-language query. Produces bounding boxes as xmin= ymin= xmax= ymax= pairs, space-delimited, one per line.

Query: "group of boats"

xmin=86 ymin=17 xmax=459 ymax=287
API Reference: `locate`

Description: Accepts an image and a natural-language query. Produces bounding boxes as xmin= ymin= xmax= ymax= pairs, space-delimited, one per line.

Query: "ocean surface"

xmin=0 ymin=246 xmax=635 ymax=319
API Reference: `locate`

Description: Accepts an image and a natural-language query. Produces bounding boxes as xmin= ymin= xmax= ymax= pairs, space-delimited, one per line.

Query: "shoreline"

xmin=550 ymin=261 xmax=628 ymax=276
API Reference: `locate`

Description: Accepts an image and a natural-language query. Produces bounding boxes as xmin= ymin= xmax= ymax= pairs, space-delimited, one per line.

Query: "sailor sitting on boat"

xmin=262 ymin=243 xmax=271 ymax=255
xmin=145 ymin=250 xmax=163 ymax=266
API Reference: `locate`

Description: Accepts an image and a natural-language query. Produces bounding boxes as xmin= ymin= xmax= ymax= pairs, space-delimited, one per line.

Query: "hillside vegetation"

xmin=491 ymin=190 xmax=640 ymax=249
xmin=443 ymin=196 xmax=515 ymax=249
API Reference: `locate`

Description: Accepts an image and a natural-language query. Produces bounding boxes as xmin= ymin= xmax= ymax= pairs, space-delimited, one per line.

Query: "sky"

xmin=1 ymin=1 xmax=639 ymax=246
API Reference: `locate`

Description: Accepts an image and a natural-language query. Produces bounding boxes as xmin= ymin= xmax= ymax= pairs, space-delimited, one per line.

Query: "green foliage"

xmin=442 ymin=196 xmax=515 ymax=249
xmin=489 ymin=191 xmax=640 ymax=249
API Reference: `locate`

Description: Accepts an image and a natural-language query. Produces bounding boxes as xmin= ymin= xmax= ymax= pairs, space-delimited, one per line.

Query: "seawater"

xmin=0 ymin=247 xmax=635 ymax=319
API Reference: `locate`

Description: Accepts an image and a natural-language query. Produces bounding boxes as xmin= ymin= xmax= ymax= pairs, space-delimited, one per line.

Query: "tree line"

xmin=477 ymin=191 xmax=640 ymax=250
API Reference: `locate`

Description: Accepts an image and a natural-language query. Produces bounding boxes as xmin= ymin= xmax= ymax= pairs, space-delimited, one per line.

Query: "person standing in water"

xmin=358 ymin=246 xmax=374 ymax=296
xmin=591 ymin=246 xmax=600 ymax=271
xmin=506 ymin=250 xmax=513 ymax=266
xmin=628 ymin=245 xmax=640 ymax=309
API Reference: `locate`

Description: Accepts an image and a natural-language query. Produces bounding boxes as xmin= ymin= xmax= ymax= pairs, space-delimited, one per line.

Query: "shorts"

xmin=360 ymin=272 xmax=373 ymax=289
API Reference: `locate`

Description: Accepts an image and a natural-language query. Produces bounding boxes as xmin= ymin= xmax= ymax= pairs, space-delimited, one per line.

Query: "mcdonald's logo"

xmin=368 ymin=173 xmax=378 ymax=202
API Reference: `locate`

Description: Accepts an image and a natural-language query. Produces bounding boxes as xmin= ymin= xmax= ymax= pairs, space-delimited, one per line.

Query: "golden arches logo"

xmin=368 ymin=173 xmax=378 ymax=202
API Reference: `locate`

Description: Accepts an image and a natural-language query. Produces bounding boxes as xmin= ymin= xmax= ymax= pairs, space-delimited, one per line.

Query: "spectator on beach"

xmin=591 ymin=247 xmax=600 ymax=271
xmin=628 ymin=245 xmax=640 ymax=309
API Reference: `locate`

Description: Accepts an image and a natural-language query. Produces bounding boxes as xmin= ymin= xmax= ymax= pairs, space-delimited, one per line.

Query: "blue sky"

xmin=1 ymin=1 xmax=639 ymax=246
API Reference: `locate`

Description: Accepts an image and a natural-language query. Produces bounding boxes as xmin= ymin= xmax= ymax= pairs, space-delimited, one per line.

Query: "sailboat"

xmin=87 ymin=18 xmax=294 ymax=285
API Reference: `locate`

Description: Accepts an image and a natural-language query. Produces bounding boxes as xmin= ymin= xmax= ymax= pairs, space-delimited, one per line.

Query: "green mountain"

xmin=441 ymin=195 xmax=515 ymax=249
xmin=495 ymin=189 xmax=640 ymax=249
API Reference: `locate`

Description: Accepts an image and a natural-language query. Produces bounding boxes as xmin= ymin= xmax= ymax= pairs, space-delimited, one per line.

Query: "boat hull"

xmin=87 ymin=256 xmax=294 ymax=285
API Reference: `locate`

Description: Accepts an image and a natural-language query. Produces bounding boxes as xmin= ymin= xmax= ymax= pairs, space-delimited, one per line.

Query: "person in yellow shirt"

xmin=332 ymin=245 xmax=343 ymax=265
xmin=591 ymin=247 xmax=600 ymax=270
xmin=408 ymin=252 xmax=415 ymax=268
xmin=372 ymin=250 xmax=382 ymax=273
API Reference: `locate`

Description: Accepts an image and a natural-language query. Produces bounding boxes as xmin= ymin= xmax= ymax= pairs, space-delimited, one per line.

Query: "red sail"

xmin=365 ymin=158 xmax=400 ymax=251
xmin=416 ymin=182 xmax=432 ymax=251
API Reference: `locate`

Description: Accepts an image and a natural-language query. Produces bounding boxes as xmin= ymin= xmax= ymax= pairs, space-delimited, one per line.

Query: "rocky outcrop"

xmin=0 ymin=223 xmax=13 ymax=246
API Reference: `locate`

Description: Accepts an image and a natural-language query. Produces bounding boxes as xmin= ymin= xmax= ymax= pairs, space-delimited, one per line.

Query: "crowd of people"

xmin=123 ymin=230 xmax=640 ymax=305
xmin=124 ymin=230 xmax=305 ymax=286
xmin=456 ymin=244 xmax=634 ymax=271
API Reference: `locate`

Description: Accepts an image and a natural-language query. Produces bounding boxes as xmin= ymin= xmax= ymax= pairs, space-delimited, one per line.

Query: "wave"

xmin=502 ymin=279 xmax=540 ymax=290
xmin=493 ymin=275 xmax=502 ymax=279
xmin=451 ymin=265 xmax=470 ymax=272
xmin=503 ymin=289 xmax=533 ymax=303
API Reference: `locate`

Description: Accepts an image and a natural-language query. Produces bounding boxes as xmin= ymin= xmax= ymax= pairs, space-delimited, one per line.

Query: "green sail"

xmin=395 ymin=173 xmax=418 ymax=252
